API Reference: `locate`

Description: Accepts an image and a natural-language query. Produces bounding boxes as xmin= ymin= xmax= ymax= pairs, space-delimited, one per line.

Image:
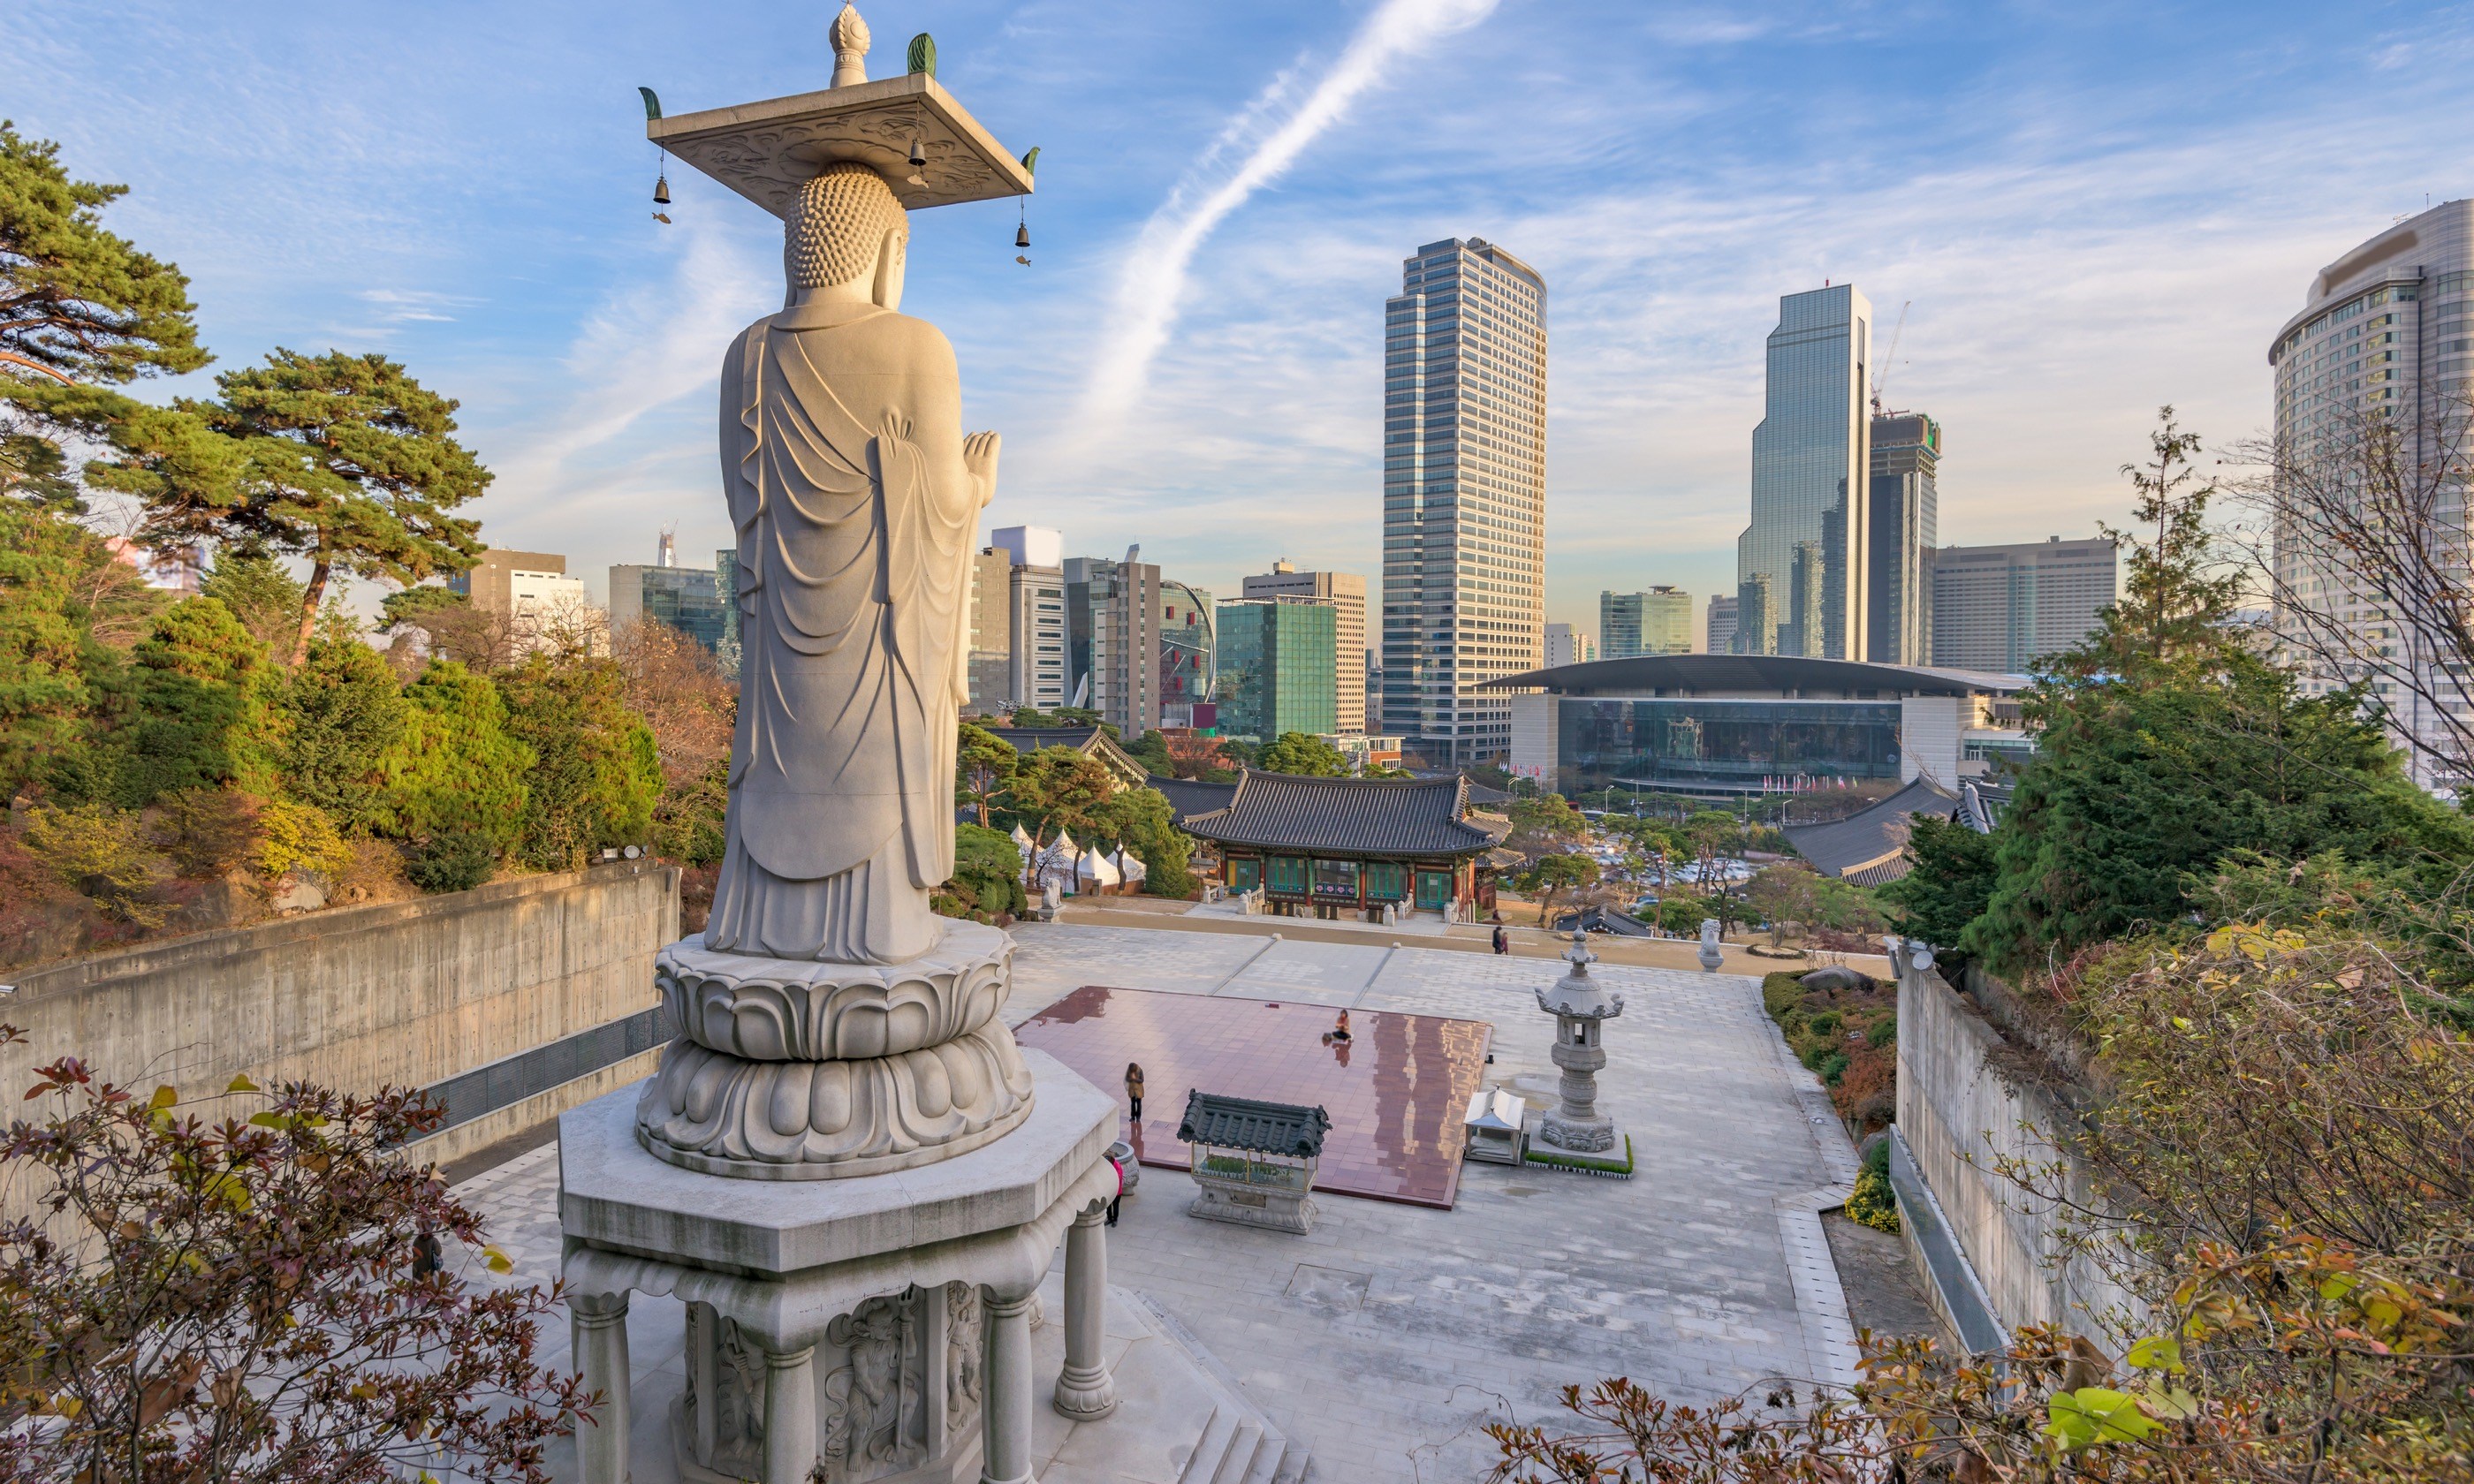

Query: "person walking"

xmin=1124 ymin=1062 xmax=1145 ymax=1124
xmin=1492 ymin=922 xmax=1509 ymax=955
xmin=1105 ymin=1147 xmax=1125 ymax=1226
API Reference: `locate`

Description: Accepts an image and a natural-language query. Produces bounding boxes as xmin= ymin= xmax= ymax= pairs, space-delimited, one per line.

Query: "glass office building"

xmin=1552 ymin=698 xmax=1901 ymax=794
xmin=1215 ymin=599 xmax=1339 ymax=740
xmin=1598 ymin=587 xmax=1691 ymax=657
xmin=1736 ymin=284 xmax=1871 ymax=659
xmin=610 ymin=559 xmax=732 ymax=655
xmin=1379 ymin=237 xmax=1550 ymax=767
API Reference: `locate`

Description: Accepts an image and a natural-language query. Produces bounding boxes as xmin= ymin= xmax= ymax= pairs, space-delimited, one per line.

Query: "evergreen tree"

xmin=956 ymin=720 xmax=1017 ymax=827
xmin=128 ymin=350 xmax=488 ymax=664
xmin=1255 ymin=731 xmax=1348 ymax=776
xmin=0 ymin=504 xmax=106 ymax=788
xmin=497 ymin=655 xmax=661 ymax=870
xmin=0 ymin=123 xmax=209 ymax=514
xmin=279 ymin=627 xmax=408 ymax=831
xmin=1878 ymin=814 xmax=1998 ymax=953
xmin=1094 ymin=784 xmax=1197 ymax=898
xmin=1963 ymin=655 xmax=2474 ymax=973
xmin=376 ymin=661 xmax=533 ymax=852
xmin=199 ymin=542 xmax=307 ymax=655
xmin=89 ymin=596 xmax=281 ymax=806
xmin=2049 ymin=405 xmax=2247 ymax=683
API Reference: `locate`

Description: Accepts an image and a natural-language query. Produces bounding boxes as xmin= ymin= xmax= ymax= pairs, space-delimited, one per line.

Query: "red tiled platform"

xmin=1014 ymin=987 xmax=1492 ymax=1209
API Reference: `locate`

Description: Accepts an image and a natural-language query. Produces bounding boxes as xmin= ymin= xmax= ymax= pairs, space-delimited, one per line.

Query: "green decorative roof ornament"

xmin=907 ymin=33 xmax=937 ymax=76
xmin=638 ymin=86 xmax=663 ymax=121
xmin=1019 ymin=146 xmax=1039 ymax=177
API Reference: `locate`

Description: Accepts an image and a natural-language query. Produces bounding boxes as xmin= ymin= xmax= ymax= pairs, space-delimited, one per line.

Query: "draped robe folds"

xmin=703 ymin=306 xmax=984 ymax=964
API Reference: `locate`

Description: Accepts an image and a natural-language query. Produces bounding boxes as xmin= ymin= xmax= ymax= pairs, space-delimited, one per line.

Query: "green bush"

xmin=1846 ymin=1165 xmax=1901 ymax=1234
xmin=1810 ymin=1010 xmax=1842 ymax=1036
xmin=278 ymin=630 xmax=408 ymax=831
xmin=1761 ymin=972 xmax=1804 ymax=1018
xmin=405 ymin=829 xmax=497 ymax=894
xmin=1866 ymin=1014 xmax=1897 ymax=1048
xmin=1818 ymin=1051 xmax=1851 ymax=1085
xmin=376 ymin=661 xmax=533 ymax=851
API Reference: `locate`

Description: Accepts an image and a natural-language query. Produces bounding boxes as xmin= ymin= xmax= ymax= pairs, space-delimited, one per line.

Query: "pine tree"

xmin=129 ymin=351 xmax=489 ymax=664
xmin=94 ymin=596 xmax=283 ymax=806
xmin=279 ymin=627 xmax=409 ymax=832
xmin=199 ymin=542 xmax=307 ymax=655
xmin=0 ymin=503 xmax=104 ymax=788
xmin=0 ymin=122 xmax=209 ymax=513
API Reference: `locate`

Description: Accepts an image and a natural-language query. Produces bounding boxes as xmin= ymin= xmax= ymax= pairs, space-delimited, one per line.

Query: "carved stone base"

xmin=658 ymin=922 xmax=1014 ymax=1063
xmin=637 ymin=1023 xmax=1036 ymax=1180
xmin=1536 ymin=1114 xmax=1617 ymax=1154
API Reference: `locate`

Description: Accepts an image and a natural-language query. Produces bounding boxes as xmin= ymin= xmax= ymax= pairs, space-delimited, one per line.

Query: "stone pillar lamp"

xmin=1531 ymin=930 xmax=1631 ymax=1170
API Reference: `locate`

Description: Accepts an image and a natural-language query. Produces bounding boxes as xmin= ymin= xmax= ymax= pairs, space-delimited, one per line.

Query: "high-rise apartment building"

xmin=1065 ymin=549 xmax=1163 ymax=737
xmin=1705 ymin=594 xmax=1738 ymax=657
xmin=1544 ymin=621 xmax=1595 ymax=668
xmin=1736 ymin=284 xmax=1871 ymax=659
xmin=2268 ymin=199 xmax=2474 ymax=781
xmin=1868 ymin=412 xmax=1940 ymax=665
xmin=1597 ymin=587 xmax=1691 ymax=658
xmin=1241 ymin=559 xmax=1367 ymax=732
xmin=1931 ymin=537 xmax=2116 ymax=673
xmin=1216 ymin=598 xmax=1339 ymax=741
xmin=1379 ymin=236 xmax=1549 ymax=767
xmin=975 ymin=526 xmax=1067 ymax=713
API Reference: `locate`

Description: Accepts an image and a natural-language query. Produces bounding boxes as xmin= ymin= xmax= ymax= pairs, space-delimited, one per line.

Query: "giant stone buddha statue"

xmin=703 ymin=162 xmax=1000 ymax=965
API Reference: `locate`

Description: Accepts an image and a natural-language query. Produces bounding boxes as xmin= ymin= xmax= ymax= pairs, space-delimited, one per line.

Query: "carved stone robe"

xmin=703 ymin=302 xmax=983 ymax=964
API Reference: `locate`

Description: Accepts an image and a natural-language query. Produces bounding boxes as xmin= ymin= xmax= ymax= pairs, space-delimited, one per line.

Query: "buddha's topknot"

xmin=785 ymin=163 xmax=909 ymax=289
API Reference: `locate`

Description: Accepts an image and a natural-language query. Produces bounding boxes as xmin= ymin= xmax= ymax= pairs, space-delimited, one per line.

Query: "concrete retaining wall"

xmin=0 ymin=862 xmax=677 ymax=1159
xmin=1890 ymin=940 xmax=2138 ymax=1343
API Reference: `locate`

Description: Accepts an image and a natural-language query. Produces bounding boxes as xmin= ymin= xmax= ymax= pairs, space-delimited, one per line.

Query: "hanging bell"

xmin=654 ymin=173 xmax=672 ymax=206
xmin=1015 ymin=222 xmax=1030 ymax=249
xmin=907 ymin=138 xmax=928 ymax=169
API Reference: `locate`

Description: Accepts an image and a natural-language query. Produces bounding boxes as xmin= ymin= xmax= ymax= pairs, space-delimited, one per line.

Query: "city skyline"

xmin=9 ymin=2 xmax=2471 ymax=637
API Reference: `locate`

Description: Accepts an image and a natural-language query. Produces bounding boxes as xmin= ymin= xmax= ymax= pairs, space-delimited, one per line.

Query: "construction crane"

xmin=1870 ymin=300 xmax=1911 ymax=416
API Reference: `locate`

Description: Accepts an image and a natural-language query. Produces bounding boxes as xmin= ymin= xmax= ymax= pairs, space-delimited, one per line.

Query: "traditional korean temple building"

xmin=1177 ymin=770 xmax=1509 ymax=920
xmin=983 ymin=723 xmax=1149 ymax=789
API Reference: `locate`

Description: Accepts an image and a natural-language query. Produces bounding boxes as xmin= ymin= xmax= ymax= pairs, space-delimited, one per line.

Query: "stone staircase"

xmin=1122 ymin=1291 xmax=1309 ymax=1484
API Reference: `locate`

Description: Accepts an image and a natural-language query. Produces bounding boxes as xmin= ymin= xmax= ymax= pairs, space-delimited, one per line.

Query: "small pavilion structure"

xmin=1178 ymin=770 xmax=1507 ymax=921
xmin=1178 ymin=1091 xmax=1332 ymax=1235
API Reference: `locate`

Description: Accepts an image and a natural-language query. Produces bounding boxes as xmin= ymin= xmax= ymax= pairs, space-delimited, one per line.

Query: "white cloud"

xmin=1070 ymin=0 xmax=1499 ymax=443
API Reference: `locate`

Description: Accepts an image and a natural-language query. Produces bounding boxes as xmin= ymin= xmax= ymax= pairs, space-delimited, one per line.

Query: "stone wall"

xmin=1889 ymin=939 xmax=2138 ymax=1343
xmin=0 ymin=862 xmax=677 ymax=1168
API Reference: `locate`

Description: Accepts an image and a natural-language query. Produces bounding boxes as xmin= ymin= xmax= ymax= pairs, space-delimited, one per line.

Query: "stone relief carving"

xmin=713 ymin=1316 xmax=766 ymax=1478
xmin=822 ymin=1296 xmax=909 ymax=1477
xmin=945 ymin=1281 xmax=981 ymax=1426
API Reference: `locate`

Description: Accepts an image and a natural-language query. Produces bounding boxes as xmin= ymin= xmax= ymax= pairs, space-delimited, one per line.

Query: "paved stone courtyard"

xmin=459 ymin=921 xmax=1859 ymax=1483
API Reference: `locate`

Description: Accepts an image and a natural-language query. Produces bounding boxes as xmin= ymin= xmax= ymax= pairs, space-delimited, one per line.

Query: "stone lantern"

xmin=1534 ymin=929 xmax=1626 ymax=1155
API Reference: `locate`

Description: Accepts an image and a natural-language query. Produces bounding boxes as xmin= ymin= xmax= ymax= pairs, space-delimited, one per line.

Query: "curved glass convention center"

xmin=1558 ymin=697 xmax=1901 ymax=793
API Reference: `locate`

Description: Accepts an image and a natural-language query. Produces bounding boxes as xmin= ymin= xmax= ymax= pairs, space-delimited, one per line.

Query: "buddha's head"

xmin=785 ymin=163 xmax=911 ymax=308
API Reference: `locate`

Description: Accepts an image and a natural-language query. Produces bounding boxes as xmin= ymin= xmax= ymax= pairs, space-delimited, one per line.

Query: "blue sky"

xmin=10 ymin=0 xmax=2472 ymax=640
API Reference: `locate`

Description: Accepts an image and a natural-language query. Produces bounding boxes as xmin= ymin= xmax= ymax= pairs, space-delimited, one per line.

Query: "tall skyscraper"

xmin=1379 ymin=236 xmax=1549 ymax=767
xmin=1598 ymin=588 xmax=1691 ymax=657
xmin=2269 ymin=199 xmax=2474 ymax=779
xmin=1736 ymin=284 xmax=1871 ymax=659
xmin=1733 ymin=573 xmax=1777 ymax=655
xmin=1705 ymin=594 xmax=1739 ymax=657
xmin=1157 ymin=579 xmax=1215 ymax=729
xmin=1868 ymin=412 xmax=1940 ymax=665
xmin=1241 ymin=558 xmax=1367 ymax=732
xmin=1931 ymin=537 xmax=2117 ymax=673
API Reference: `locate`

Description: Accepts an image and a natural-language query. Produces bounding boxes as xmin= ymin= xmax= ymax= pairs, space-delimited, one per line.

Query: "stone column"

xmin=1053 ymin=1206 xmax=1116 ymax=1419
xmin=981 ymin=1291 xmax=1038 ymax=1484
xmin=763 ymin=1342 xmax=818 ymax=1484
xmin=571 ymin=1291 xmax=632 ymax=1484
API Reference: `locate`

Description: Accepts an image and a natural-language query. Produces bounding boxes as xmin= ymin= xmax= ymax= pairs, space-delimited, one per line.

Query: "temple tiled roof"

xmin=983 ymin=725 xmax=1147 ymax=787
xmin=1180 ymin=770 xmax=1504 ymax=858
xmin=1148 ymin=775 xmax=1237 ymax=825
xmin=1178 ymin=1090 xmax=1332 ymax=1158
xmin=1780 ymin=777 xmax=1961 ymax=884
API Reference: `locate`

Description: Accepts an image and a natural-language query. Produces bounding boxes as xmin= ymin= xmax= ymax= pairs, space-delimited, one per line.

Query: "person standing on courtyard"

xmin=1125 ymin=1062 xmax=1145 ymax=1125
xmin=1105 ymin=1147 xmax=1125 ymax=1226
xmin=1492 ymin=922 xmax=1509 ymax=955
